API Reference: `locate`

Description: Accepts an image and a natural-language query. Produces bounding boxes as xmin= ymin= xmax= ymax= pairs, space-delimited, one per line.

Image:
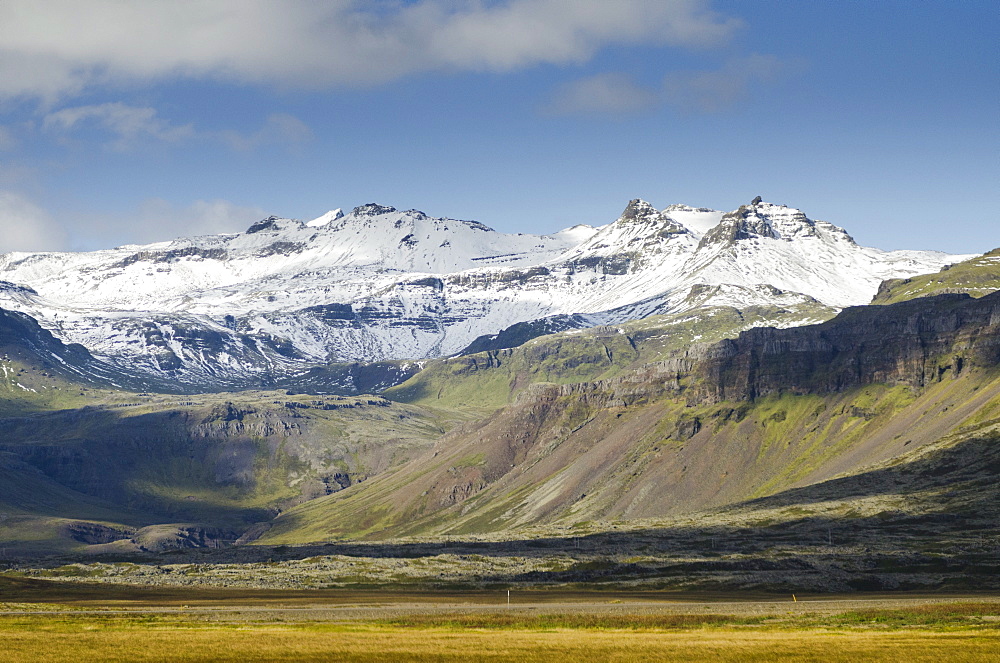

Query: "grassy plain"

xmin=0 ymin=579 xmax=997 ymax=662
xmin=3 ymin=625 xmax=997 ymax=663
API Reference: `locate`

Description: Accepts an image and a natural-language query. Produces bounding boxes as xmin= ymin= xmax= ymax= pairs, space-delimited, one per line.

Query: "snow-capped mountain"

xmin=0 ymin=198 xmax=968 ymax=391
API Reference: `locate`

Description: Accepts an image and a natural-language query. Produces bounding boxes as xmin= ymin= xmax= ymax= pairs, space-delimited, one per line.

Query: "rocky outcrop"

xmin=690 ymin=291 xmax=1000 ymax=402
xmin=509 ymin=292 xmax=1000 ymax=409
xmin=132 ymin=524 xmax=241 ymax=551
xmin=62 ymin=521 xmax=135 ymax=545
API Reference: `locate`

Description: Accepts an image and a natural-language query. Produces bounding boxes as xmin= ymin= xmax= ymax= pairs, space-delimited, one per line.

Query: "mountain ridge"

xmin=0 ymin=198 xmax=968 ymax=393
xmin=264 ymin=290 xmax=1000 ymax=542
xmin=0 ymin=263 xmax=997 ymax=557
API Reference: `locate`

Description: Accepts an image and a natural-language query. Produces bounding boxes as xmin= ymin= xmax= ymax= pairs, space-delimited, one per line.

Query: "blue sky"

xmin=0 ymin=0 xmax=996 ymax=254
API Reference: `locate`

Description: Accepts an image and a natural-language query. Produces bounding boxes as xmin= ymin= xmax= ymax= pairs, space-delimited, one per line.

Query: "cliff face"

xmin=468 ymin=292 xmax=1000 ymax=411
xmin=692 ymin=292 xmax=1000 ymax=402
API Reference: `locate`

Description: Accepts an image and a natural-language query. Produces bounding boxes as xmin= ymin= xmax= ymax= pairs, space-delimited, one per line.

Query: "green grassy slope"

xmin=260 ymin=366 xmax=1000 ymax=544
xmin=262 ymin=291 xmax=1000 ymax=543
xmin=386 ymin=301 xmax=834 ymax=412
xmin=873 ymin=248 xmax=1000 ymax=304
xmin=0 ymin=381 xmax=451 ymax=554
xmin=0 ymin=353 xmax=119 ymax=416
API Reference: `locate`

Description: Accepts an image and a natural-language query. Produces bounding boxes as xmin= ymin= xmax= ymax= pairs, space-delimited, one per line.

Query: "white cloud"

xmin=0 ymin=1 xmax=739 ymax=101
xmin=99 ymin=198 xmax=270 ymax=247
xmin=544 ymin=73 xmax=660 ymax=116
xmin=0 ymin=190 xmax=270 ymax=254
xmin=662 ymin=54 xmax=787 ymax=112
xmin=0 ymin=195 xmax=269 ymax=253
xmin=43 ymin=102 xmax=194 ymax=150
xmin=42 ymin=103 xmax=311 ymax=153
xmin=0 ymin=191 xmax=68 ymax=253
xmin=218 ymin=113 xmax=313 ymax=152
xmin=546 ymin=54 xmax=793 ymax=116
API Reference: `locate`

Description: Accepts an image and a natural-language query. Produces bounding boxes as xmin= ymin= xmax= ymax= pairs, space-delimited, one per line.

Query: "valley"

xmin=0 ymin=198 xmax=996 ymax=605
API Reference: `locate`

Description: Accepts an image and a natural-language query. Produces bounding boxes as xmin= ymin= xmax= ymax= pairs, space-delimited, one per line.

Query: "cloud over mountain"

xmin=0 ymin=190 xmax=68 ymax=252
xmin=0 ymin=0 xmax=739 ymax=101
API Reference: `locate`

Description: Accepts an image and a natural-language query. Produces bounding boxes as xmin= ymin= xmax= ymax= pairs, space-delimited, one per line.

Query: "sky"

xmin=0 ymin=0 xmax=996 ymax=255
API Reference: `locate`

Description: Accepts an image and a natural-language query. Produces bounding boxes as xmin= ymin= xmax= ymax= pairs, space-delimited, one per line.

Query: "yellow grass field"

xmin=0 ymin=579 xmax=997 ymax=662
xmin=1 ymin=623 xmax=998 ymax=663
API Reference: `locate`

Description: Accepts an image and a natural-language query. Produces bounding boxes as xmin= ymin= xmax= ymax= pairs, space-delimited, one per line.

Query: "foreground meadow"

xmin=0 ymin=580 xmax=997 ymax=662
xmin=2 ymin=622 xmax=998 ymax=663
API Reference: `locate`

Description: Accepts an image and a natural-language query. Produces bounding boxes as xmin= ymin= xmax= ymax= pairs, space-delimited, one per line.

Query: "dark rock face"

xmin=459 ymin=219 xmax=494 ymax=232
xmin=0 ymin=280 xmax=37 ymax=296
xmin=246 ymin=216 xmax=282 ymax=234
xmin=303 ymin=303 xmax=355 ymax=321
xmin=352 ymin=203 xmax=398 ymax=217
xmin=132 ymin=525 xmax=241 ymax=551
xmin=700 ymin=205 xmax=777 ymax=244
xmin=620 ymin=199 xmax=660 ymax=223
xmin=0 ymin=307 xmax=104 ymax=383
xmin=114 ymin=246 xmax=229 ymax=267
xmin=255 ymin=241 xmax=306 ymax=257
xmin=507 ymin=291 xmax=1000 ymax=411
xmin=459 ymin=314 xmax=589 ymax=355
xmin=690 ymin=291 xmax=1000 ymax=402
xmin=62 ymin=521 xmax=135 ymax=544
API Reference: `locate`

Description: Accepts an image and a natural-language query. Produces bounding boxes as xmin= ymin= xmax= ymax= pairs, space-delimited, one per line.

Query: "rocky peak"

xmin=700 ymin=205 xmax=777 ymax=246
xmin=351 ymin=203 xmax=398 ymax=217
xmin=245 ymin=216 xmax=284 ymax=234
xmin=612 ymin=199 xmax=688 ymax=238
xmin=752 ymin=203 xmax=821 ymax=241
xmin=699 ymin=202 xmax=826 ymax=247
xmin=619 ymin=199 xmax=660 ymax=224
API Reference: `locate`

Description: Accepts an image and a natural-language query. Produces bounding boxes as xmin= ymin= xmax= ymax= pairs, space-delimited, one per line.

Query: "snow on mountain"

xmin=0 ymin=199 xmax=969 ymax=391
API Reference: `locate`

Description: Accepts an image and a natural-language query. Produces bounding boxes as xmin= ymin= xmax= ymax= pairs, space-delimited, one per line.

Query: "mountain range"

xmin=0 ymin=197 xmax=997 ymax=593
xmin=0 ymin=198 xmax=965 ymax=393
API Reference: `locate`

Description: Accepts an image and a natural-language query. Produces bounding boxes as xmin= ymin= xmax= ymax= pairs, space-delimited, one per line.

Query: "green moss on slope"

xmin=873 ymin=248 xmax=1000 ymax=304
xmin=386 ymin=302 xmax=834 ymax=411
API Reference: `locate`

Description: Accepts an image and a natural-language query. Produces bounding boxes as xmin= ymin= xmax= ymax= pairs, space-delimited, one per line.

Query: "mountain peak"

xmin=698 ymin=201 xmax=857 ymax=249
xmin=0 ymin=196 xmax=964 ymax=391
xmin=351 ymin=203 xmax=398 ymax=217
xmin=403 ymin=209 xmax=429 ymax=221
xmin=245 ymin=216 xmax=289 ymax=234
xmin=305 ymin=208 xmax=344 ymax=228
xmin=619 ymin=199 xmax=659 ymax=223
